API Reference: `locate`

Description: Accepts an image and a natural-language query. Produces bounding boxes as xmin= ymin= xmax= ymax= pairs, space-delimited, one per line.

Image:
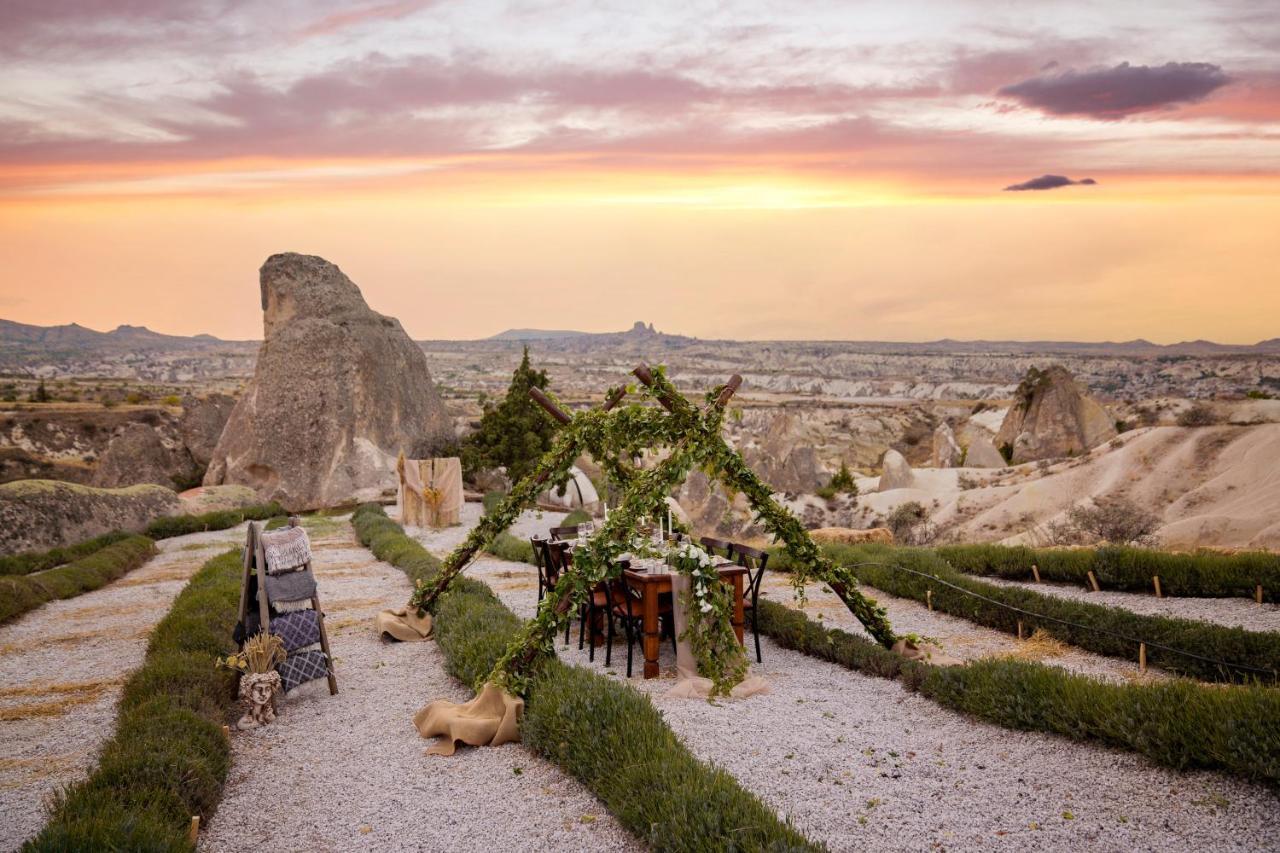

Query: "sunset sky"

xmin=1 ymin=1 xmax=1278 ymax=342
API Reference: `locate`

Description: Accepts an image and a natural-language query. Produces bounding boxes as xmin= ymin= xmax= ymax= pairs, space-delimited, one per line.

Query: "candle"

xmin=667 ymin=507 xmax=673 ymax=535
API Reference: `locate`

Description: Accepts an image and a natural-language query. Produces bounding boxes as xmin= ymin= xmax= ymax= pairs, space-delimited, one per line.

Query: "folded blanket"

xmin=277 ymin=649 xmax=329 ymax=693
xmin=271 ymin=609 xmax=321 ymax=652
xmin=264 ymin=568 xmax=316 ymax=605
xmin=261 ymin=526 xmax=311 ymax=575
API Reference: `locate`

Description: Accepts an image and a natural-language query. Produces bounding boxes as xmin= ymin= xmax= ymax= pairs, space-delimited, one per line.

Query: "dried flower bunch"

xmin=218 ymin=632 xmax=287 ymax=674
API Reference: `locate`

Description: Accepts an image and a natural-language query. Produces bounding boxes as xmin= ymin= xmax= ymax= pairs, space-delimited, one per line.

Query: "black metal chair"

xmin=730 ymin=543 xmax=769 ymax=664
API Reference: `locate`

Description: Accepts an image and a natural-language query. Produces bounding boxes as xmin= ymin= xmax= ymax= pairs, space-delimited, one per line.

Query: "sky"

xmin=1 ymin=0 xmax=1278 ymax=343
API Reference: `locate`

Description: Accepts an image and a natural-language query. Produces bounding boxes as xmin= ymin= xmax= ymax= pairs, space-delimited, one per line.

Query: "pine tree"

xmin=31 ymin=380 xmax=50 ymax=403
xmin=829 ymin=460 xmax=857 ymax=495
xmin=461 ymin=347 xmax=556 ymax=484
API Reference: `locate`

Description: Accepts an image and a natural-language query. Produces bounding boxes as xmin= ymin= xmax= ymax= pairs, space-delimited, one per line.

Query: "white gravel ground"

xmin=976 ymin=576 xmax=1280 ymax=633
xmin=406 ymin=500 xmax=567 ymax=554
xmin=201 ymin=514 xmax=638 ymax=853
xmin=0 ymin=525 xmax=249 ymax=852
xmin=436 ymin=510 xmax=1279 ymax=853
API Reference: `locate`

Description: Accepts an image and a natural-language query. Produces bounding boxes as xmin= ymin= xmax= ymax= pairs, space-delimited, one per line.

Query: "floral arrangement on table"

xmin=667 ymin=540 xmax=748 ymax=697
xmin=218 ymin=632 xmax=287 ymax=730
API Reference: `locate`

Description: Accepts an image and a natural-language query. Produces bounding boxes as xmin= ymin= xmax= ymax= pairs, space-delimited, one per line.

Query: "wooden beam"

xmin=1152 ymin=575 xmax=1163 ymax=598
xmin=1087 ymin=571 xmax=1101 ymax=592
xmin=715 ymin=375 xmax=743 ymax=408
xmin=529 ymin=387 xmax=572 ymax=425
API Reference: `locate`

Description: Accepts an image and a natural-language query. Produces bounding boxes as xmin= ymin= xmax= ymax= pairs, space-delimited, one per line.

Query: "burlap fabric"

xmin=413 ymin=683 xmax=523 ymax=756
xmin=892 ymin=638 xmax=964 ymax=666
xmin=665 ymin=573 xmax=770 ymax=700
xmin=376 ymin=607 xmax=434 ymax=642
xmin=399 ymin=456 xmax=463 ymax=528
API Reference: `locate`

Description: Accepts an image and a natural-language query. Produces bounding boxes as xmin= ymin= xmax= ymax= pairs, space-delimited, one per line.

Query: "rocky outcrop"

xmin=93 ymin=423 xmax=196 ymax=489
xmin=931 ymin=422 xmax=962 ymax=468
xmin=809 ymin=527 xmax=894 ymax=545
xmin=178 ymin=484 xmax=261 ymax=515
xmin=995 ymin=365 xmax=1117 ymax=463
xmin=742 ymin=413 xmax=824 ymax=493
xmin=180 ymin=393 xmax=235 ymax=466
xmin=0 ymin=480 xmax=179 ymax=554
xmin=964 ymin=435 xmax=1005 ymax=468
xmin=877 ymin=449 xmax=915 ymax=491
xmin=204 ymin=253 xmax=455 ymax=510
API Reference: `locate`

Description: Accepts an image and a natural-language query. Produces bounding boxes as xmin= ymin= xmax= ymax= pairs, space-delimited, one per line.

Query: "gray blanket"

xmin=264 ymin=568 xmax=317 ymax=605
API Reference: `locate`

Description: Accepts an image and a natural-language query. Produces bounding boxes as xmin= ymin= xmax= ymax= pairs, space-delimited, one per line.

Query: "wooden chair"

xmin=550 ymin=524 xmax=582 ymax=542
xmin=606 ymin=567 xmax=674 ymax=677
xmin=532 ymin=536 xmax=554 ymax=603
xmin=544 ymin=541 xmax=574 ymax=645
xmin=699 ymin=536 xmax=735 ymax=562
xmin=730 ymin=543 xmax=769 ymax=664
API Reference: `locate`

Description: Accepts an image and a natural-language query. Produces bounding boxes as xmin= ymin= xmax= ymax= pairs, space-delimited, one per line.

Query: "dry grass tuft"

xmin=1003 ymin=628 xmax=1069 ymax=661
xmin=0 ymin=677 xmax=122 ymax=720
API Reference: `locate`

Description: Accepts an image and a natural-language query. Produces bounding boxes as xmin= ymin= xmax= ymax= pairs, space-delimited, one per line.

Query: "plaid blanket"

xmin=277 ymin=649 xmax=329 ymax=692
xmin=270 ymin=609 xmax=321 ymax=652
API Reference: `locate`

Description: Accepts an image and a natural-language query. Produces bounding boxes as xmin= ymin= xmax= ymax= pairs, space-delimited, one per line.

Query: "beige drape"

xmin=399 ymin=456 xmax=463 ymax=528
xmin=413 ymin=683 xmax=523 ymax=756
xmin=376 ymin=607 xmax=434 ymax=642
xmin=665 ymin=573 xmax=770 ymax=700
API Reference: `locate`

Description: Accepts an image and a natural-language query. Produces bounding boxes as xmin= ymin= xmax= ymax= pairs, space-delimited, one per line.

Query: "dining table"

xmin=621 ymin=556 xmax=748 ymax=679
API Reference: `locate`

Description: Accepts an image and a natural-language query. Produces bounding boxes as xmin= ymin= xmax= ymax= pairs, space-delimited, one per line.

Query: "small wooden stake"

xmin=1257 ymin=585 xmax=1264 ymax=605
xmin=1017 ymin=620 xmax=1025 ymax=640
xmin=926 ymin=589 xmax=933 ymax=611
xmin=1087 ymin=571 xmax=1101 ymax=592
xmin=188 ymin=816 xmax=200 ymax=844
xmin=1152 ymin=575 xmax=1163 ymax=598
xmin=221 ymin=724 xmax=230 ymax=739
xmin=1031 ymin=564 xmax=1041 ymax=583
xmin=1138 ymin=643 xmax=1147 ymax=673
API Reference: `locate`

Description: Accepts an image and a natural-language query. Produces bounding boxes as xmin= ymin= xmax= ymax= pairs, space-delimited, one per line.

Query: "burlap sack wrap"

xmin=413 ymin=683 xmax=523 ymax=756
xmin=399 ymin=455 xmax=463 ymax=528
xmin=892 ymin=638 xmax=964 ymax=667
xmin=377 ymin=607 xmax=434 ymax=642
xmin=665 ymin=573 xmax=770 ymax=700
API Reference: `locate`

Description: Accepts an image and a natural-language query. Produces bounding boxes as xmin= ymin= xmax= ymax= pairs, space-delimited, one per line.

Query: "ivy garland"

xmin=411 ymin=365 xmax=898 ymax=699
xmin=668 ymin=540 xmax=748 ymax=697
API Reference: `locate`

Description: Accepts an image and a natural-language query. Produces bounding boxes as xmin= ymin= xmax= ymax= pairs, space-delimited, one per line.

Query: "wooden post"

xmin=1031 ymin=564 xmax=1041 ymax=583
xmin=1152 ymin=575 xmax=1163 ymax=598
xmin=188 ymin=816 xmax=200 ymax=844
xmin=1257 ymin=585 xmax=1264 ymax=605
xmin=1017 ymin=620 xmax=1025 ymax=640
xmin=1138 ymin=642 xmax=1147 ymax=673
xmin=926 ymin=589 xmax=933 ymax=611
xmin=1087 ymin=571 xmax=1101 ymax=592
xmin=221 ymin=724 xmax=230 ymax=739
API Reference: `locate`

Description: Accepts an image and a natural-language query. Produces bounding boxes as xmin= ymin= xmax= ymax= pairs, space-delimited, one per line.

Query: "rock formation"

xmin=931 ymin=422 xmax=962 ymax=468
xmin=204 ymin=253 xmax=455 ymax=510
xmin=180 ymin=393 xmax=236 ymax=466
xmin=742 ymin=413 xmax=824 ymax=493
xmin=93 ymin=423 xmax=197 ymax=489
xmin=877 ymin=449 xmax=915 ymax=491
xmin=963 ymin=435 xmax=1005 ymax=468
xmin=0 ymin=480 xmax=179 ymax=554
xmin=995 ymin=365 xmax=1117 ymax=463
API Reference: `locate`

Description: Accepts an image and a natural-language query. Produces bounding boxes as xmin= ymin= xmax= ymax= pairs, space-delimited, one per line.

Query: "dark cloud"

xmin=999 ymin=62 xmax=1231 ymax=118
xmin=1003 ymin=174 xmax=1097 ymax=191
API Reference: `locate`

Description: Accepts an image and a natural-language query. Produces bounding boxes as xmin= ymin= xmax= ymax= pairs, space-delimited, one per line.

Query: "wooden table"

xmin=623 ymin=563 xmax=747 ymax=679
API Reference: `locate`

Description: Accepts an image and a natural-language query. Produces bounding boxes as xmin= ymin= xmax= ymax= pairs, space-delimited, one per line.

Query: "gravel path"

xmin=976 ymin=576 xmax=1280 ymax=634
xmin=406 ymin=500 xmax=567 ymax=554
xmin=0 ymin=525 xmax=249 ymax=852
xmin=759 ymin=573 xmax=1171 ymax=684
xmin=465 ymin=554 xmax=1280 ymax=852
xmin=201 ymin=515 xmax=637 ymax=853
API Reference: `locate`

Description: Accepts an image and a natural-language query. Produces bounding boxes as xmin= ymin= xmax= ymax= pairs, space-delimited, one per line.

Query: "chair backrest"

xmin=732 ymin=543 xmax=769 ymax=602
xmin=608 ymin=565 xmax=641 ymax=615
xmin=550 ymin=524 xmax=581 ymax=542
xmin=530 ymin=536 xmax=554 ymax=586
xmin=547 ymin=540 xmax=573 ymax=573
xmin=699 ymin=536 xmax=734 ymax=560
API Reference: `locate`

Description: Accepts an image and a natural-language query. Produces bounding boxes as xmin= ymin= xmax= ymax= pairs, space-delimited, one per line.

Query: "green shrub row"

xmin=25 ymin=549 xmax=242 ymax=851
xmin=487 ymin=532 xmax=537 ymax=564
xmin=756 ymin=599 xmax=1280 ymax=786
xmin=770 ymin=543 xmax=1280 ymax=684
xmin=0 ymin=531 xmax=132 ymax=576
xmin=144 ymin=502 xmax=285 ymax=540
xmin=351 ymin=504 xmax=820 ymax=852
xmin=936 ymin=543 xmax=1279 ymax=601
xmin=0 ymin=536 xmax=157 ymax=624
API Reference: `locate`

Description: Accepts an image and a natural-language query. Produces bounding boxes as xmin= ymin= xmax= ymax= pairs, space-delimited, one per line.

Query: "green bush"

xmin=351 ymin=504 xmax=820 ymax=851
xmin=0 ymin=536 xmax=156 ymax=624
xmin=26 ymin=549 xmax=241 ymax=851
xmin=935 ymin=543 xmax=1278 ymax=601
xmin=562 ymin=507 xmax=592 ymax=527
xmin=144 ymin=502 xmax=285 ymax=540
xmin=771 ymin=543 xmax=1280 ymax=684
xmin=487 ymin=532 xmax=537 ymax=564
xmin=0 ymin=530 xmax=131 ymax=576
xmin=756 ymin=599 xmax=1280 ymax=786
xmin=481 ymin=490 xmax=507 ymax=514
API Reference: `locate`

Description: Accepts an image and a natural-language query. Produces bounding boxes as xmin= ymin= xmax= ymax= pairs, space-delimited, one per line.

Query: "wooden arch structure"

xmin=411 ymin=363 xmax=898 ymax=694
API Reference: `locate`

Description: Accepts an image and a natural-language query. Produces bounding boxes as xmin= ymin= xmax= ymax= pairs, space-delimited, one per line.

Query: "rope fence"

xmin=842 ymin=561 xmax=1279 ymax=682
